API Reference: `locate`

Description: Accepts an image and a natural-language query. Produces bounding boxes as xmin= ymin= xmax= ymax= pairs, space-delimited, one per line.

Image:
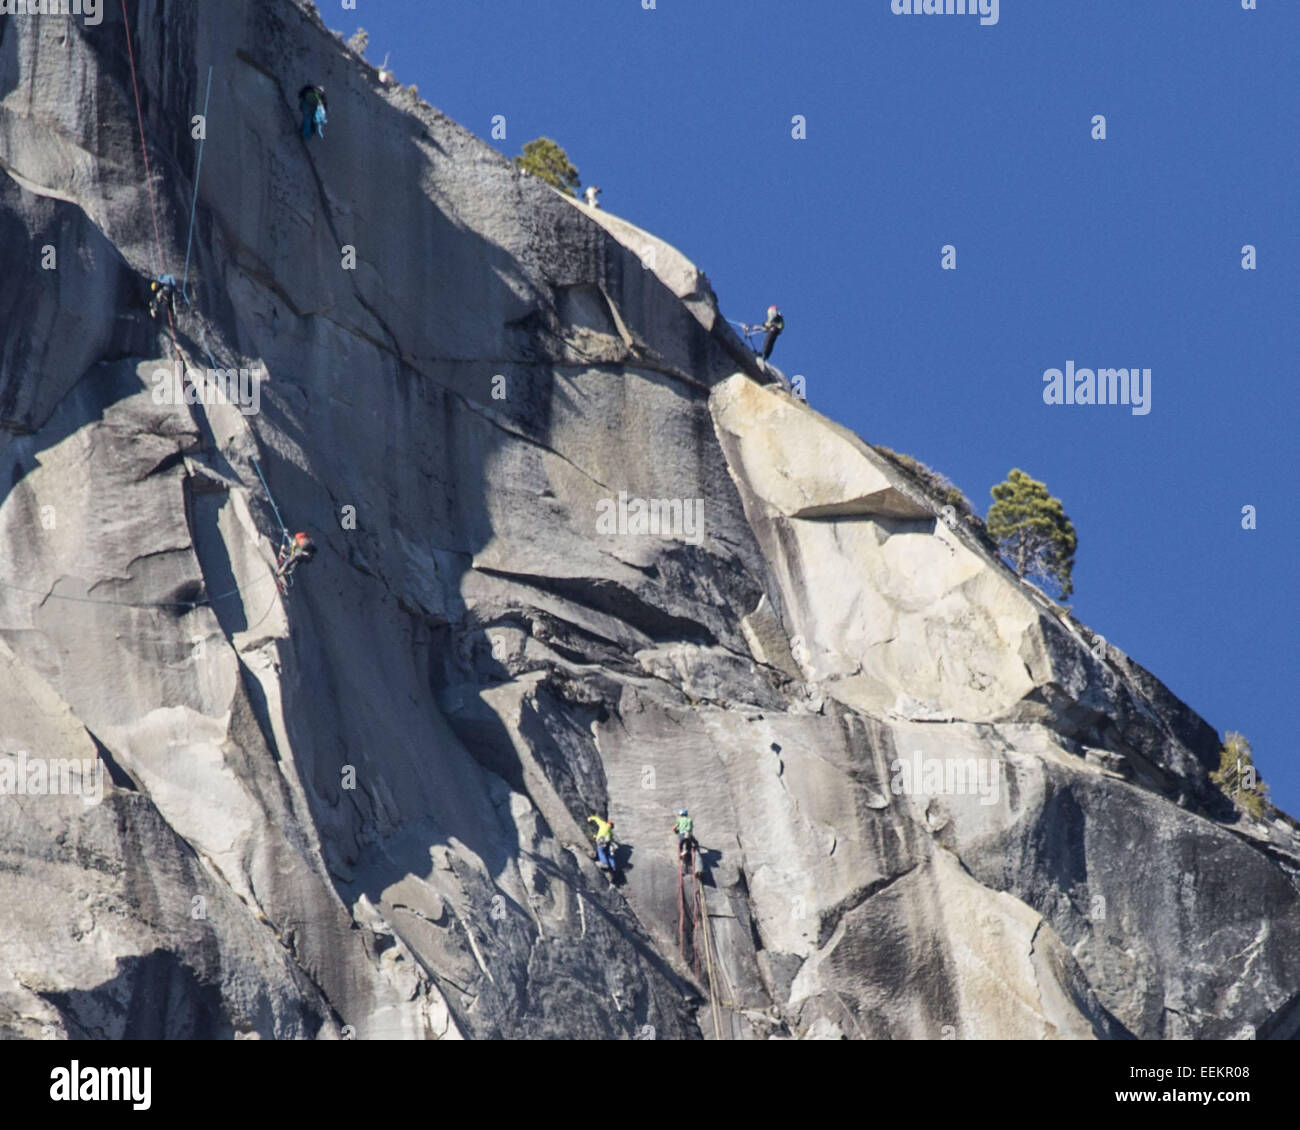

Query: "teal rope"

xmin=251 ymin=457 xmax=290 ymax=544
xmin=181 ymin=65 xmax=214 ymax=305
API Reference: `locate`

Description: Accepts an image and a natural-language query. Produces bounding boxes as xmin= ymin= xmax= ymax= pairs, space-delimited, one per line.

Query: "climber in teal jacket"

xmin=673 ymin=809 xmax=696 ymax=861
xmin=299 ymin=84 xmax=328 ymax=140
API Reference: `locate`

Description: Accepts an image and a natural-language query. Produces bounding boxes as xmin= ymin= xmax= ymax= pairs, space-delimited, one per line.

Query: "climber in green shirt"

xmin=673 ymin=809 xmax=696 ymax=862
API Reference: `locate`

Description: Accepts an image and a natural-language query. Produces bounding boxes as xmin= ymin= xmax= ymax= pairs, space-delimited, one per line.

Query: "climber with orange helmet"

xmin=757 ymin=305 xmax=784 ymax=361
xmin=276 ymin=531 xmax=317 ymax=591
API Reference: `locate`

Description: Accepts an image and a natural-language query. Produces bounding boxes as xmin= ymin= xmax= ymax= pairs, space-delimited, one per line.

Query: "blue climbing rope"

xmin=251 ymin=457 xmax=291 ymax=545
xmin=180 ymin=65 xmax=214 ymax=306
xmin=196 ymin=322 xmax=220 ymax=372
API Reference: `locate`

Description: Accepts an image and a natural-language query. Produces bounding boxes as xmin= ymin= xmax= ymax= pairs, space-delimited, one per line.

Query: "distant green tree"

xmin=513 ymin=137 xmax=580 ymax=196
xmin=1211 ymin=732 xmax=1271 ymax=821
xmin=986 ymin=468 xmax=1077 ymax=598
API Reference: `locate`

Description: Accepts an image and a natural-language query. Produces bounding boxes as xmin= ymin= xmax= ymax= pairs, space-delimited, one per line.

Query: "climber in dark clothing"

xmin=757 ymin=305 xmax=784 ymax=361
xmin=298 ymin=84 xmax=328 ymax=140
xmin=148 ymin=274 xmax=178 ymax=321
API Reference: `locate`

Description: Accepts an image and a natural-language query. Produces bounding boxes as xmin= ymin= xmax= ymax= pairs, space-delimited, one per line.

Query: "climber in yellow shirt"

xmin=587 ymin=814 xmax=617 ymax=874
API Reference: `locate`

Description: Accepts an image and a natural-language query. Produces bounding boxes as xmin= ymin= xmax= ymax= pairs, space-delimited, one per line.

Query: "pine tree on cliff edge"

xmin=986 ymin=468 xmax=1077 ymax=600
xmin=1211 ymin=732 xmax=1272 ymax=821
xmin=513 ymin=138 xmax=581 ymax=196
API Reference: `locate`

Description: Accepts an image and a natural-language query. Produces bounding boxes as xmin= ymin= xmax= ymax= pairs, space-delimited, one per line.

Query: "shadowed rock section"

xmin=0 ymin=0 xmax=1296 ymax=1040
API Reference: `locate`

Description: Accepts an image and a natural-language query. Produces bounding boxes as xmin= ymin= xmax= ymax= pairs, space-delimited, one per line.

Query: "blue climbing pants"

xmin=301 ymin=103 xmax=326 ymax=139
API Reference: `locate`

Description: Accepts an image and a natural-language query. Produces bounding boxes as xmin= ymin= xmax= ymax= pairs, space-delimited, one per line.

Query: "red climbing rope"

xmin=690 ymin=851 xmax=704 ymax=979
xmin=675 ymin=840 xmax=706 ymax=978
xmin=678 ymin=848 xmax=687 ymax=964
xmin=673 ymin=840 xmax=724 ymax=1034
xmin=119 ymin=0 xmax=181 ymax=361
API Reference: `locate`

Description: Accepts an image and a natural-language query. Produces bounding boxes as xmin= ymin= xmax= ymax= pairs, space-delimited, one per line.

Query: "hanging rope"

xmin=697 ymin=878 xmax=724 ymax=1039
xmin=196 ymin=322 xmax=220 ymax=372
xmin=119 ymin=0 xmax=181 ymax=363
xmin=676 ymin=840 xmax=707 ymax=979
xmin=44 ymin=18 xmax=303 ymax=610
xmin=678 ymin=849 xmax=687 ymax=966
xmin=251 ymin=457 xmax=291 ymax=545
xmin=181 ymin=65 xmax=213 ymax=305
xmin=691 ymin=853 xmax=704 ymax=979
xmin=1 ymin=17 xmax=298 ymax=616
xmin=119 ymin=0 xmax=164 ymax=276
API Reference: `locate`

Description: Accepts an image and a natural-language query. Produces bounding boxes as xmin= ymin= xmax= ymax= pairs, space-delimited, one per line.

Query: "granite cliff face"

xmin=1 ymin=1 xmax=1297 ymax=1040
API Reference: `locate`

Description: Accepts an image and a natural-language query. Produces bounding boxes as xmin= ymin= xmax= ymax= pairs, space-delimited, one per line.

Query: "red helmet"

xmin=293 ymin=531 xmax=313 ymax=547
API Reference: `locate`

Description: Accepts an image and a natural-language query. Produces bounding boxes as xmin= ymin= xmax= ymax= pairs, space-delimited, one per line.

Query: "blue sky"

xmin=325 ymin=0 xmax=1297 ymax=815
